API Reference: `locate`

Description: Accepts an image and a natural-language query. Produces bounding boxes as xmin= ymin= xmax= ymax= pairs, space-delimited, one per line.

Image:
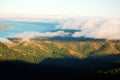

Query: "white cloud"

xmin=56 ymin=17 xmax=104 ymax=30
xmin=72 ymin=19 xmax=120 ymax=40
xmin=0 ymin=38 xmax=13 ymax=44
xmin=1 ymin=16 xmax=120 ymax=40
xmin=56 ymin=18 xmax=86 ymax=30
xmin=14 ymin=31 xmax=70 ymax=41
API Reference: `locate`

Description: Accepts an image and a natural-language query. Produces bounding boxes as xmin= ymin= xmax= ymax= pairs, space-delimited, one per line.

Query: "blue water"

xmin=0 ymin=21 xmax=57 ymax=38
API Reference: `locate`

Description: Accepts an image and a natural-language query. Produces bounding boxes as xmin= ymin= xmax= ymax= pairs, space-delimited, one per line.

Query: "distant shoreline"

xmin=0 ymin=24 xmax=12 ymax=30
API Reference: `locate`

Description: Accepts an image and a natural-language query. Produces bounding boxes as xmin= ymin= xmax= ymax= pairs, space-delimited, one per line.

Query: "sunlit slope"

xmin=0 ymin=40 xmax=120 ymax=63
xmin=90 ymin=41 xmax=120 ymax=56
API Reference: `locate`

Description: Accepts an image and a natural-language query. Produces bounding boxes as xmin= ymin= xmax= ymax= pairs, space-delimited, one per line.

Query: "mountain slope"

xmin=0 ymin=40 xmax=120 ymax=63
xmin=90 ymin=41 xmax=120 ymax=56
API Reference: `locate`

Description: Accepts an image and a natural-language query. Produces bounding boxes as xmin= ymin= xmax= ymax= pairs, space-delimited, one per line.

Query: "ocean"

xmin=0 ymin=21 xmax=57 ymax=38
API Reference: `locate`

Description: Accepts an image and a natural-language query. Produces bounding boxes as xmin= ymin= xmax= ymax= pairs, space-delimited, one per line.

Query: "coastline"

xmin=0 ymin=24 xmax=12 ymax=30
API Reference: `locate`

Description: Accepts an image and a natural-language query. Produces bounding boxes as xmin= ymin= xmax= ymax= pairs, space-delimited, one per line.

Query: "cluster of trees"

xmin=99 ymin=68 xmax=120 ymax=75
xmin=116 ymin=44 xmax=120 ymax=51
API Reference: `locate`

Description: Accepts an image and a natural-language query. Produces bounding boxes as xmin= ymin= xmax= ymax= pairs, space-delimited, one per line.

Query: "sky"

xmin=0 ymin=0 xmax=120 ymax=18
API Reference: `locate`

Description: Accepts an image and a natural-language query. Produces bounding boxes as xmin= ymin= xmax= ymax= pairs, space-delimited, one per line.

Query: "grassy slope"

xmin=0 ymin=40 xmax=120 ymax=63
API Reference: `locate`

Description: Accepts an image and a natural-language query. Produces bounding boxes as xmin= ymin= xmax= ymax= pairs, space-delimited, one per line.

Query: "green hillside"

xmin=0 ymin=40 xmax=120 ymax=63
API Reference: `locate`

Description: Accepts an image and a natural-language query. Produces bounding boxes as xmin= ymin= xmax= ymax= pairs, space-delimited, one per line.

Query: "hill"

xmin=0 ymin=39 xmax=120 ymax=63
xmin=0 ymin=40 xmax=120 ymax=79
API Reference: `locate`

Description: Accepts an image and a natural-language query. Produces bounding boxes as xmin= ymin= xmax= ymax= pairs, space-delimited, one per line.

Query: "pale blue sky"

xmin=0 ymin=0 xmax=120 ymax=18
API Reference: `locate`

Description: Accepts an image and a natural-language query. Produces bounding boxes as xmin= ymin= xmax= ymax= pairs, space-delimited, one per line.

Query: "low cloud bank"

xmin=2 ymin=16 xmax=120 ymax=40
xmin=14 ymin=31 xmax=70 ymax=41
xmin=0 ymin=38 xmax=13 ymax=44
xmin=57 ymin=18 xmax=120 ymax=40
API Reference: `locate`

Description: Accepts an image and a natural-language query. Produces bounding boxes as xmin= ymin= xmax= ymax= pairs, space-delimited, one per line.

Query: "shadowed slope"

xmin=0 ymin=55 xmax=120 ymax=80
